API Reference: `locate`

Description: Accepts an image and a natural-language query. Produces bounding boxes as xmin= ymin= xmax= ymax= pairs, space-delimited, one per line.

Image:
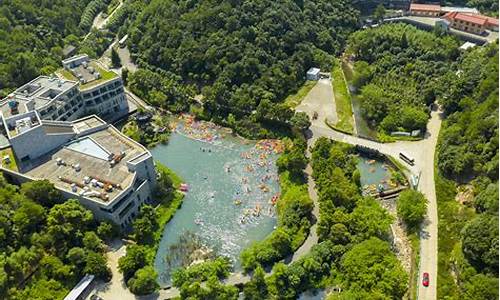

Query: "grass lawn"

xmin=59 ymin=69 xmax=77 ymax=81
xmin=284 ymin=80 xmax=316 ymax=108
xmin=0 ymin=148 xmax=18 ymax=171
xmin=331 ymin=59 xmax=354 ymax=134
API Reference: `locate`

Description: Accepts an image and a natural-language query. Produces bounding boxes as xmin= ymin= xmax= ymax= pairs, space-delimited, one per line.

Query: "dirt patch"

xmin=379 ymin=198 xmax=412 ymax=273
xmin=455 ymin=184 xmax=474 ymax=206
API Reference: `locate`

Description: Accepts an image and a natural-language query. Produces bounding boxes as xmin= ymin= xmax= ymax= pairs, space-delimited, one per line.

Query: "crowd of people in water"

xmin=171 ymin=115 xmax=284 ymax=228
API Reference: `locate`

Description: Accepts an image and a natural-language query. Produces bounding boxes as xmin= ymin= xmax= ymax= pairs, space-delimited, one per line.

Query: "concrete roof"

xmin=64 ymin=274 xmax=94 ymax=300
xmin=0 ymin=76 xmax=78 ymax=118
xmin=410 ymin=3 xmax=441 ymax=12
xmin=307 ymin=67 xmax=320 ymax=74
xmin=21 ymin=125 xmax=146 ymax=204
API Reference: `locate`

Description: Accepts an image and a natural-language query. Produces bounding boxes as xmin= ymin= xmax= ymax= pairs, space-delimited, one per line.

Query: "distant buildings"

xmin=442 ymin=11 xmax=499 ymax=35
xmin=408 ymin=2 xmax=499 ymax=36
xmin=0 ymin=55 xmax=156 ymax=228
xmin=409 ymin=3 xmax=441 ymax=17
xmin=306 ymin=68 xmax=320 ymax=81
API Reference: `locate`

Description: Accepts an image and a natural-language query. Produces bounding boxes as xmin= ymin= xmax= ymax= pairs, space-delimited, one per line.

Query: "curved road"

xmin=300 ymin=101 xmax=442 ymax=300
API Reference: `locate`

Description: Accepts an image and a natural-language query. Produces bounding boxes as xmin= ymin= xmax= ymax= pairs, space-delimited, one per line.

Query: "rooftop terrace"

xmin=58 ymin=61 xmax=118 ymax=91
xmin=22 ymin=126 xmax=146 ymax=204
xmin=0 ymin=76 xmax=78 ymax=118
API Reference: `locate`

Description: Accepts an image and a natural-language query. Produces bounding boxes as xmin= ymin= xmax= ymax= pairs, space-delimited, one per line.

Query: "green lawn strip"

xmin=331 ymin=59 xmax=354 ymax=134
xmin=58 ymin=68 xmax=77 ymax=81
xmin=378 ymin=132 xmax=423 ymax=143
xmin=0 ymin=148 xmax=18 ymax=171
xmin=283 ymin=80 xmax=316 ymax=108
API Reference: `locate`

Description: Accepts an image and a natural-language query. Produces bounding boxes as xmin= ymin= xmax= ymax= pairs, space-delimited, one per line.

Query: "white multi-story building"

xmin=0 ymin=55 xmax=155 ymax=228
xmin=59 ymin=54 xmax=129 ymax=120
xmin=0 ymin=115 xmax=157 ymax=228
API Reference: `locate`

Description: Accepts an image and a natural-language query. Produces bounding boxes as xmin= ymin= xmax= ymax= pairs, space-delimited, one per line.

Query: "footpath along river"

xmin=151 ymin=119 xmax=282 ymax=286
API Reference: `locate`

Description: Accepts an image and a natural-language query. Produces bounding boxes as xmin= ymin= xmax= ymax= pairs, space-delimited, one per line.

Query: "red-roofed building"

xmin=443 ymin=11 xmax=499 ymax=35
xmin=410 ymin=3 xmax=442 ymax=17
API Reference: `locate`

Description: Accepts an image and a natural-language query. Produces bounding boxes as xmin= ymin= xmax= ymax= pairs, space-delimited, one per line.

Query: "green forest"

xmin=347 ymin=23 xmax=459 ymax=136
xmin=0 ymin=0 xmax=94 ymax=97
xmin=0 ymin=178 xmax=113 ymax=299
xmin=126 ymin=0 xmax=359 ymax=138
xmin=435 ymin=43 xmax=498 ymax=299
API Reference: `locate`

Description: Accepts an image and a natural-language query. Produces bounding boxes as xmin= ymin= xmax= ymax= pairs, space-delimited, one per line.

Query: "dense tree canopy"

xmin=435 ymin=43 xmax=498 ymax=298
xmin=341 ymin=237 xmax=408 ymax=298
xmin=0 ymin=177 xmax=111 ymax=299
xmin=0 ymin=0 xmax=93 ymax=96
xmin=437 ymin=44 xmax=498 ymax=179
xmin=397 ymin=190 xmax=427 ymax=230
xmin=127 ymin=0 xmax=359 ymax=137
xmin=347 ymin=24 xmax=459 ymax=134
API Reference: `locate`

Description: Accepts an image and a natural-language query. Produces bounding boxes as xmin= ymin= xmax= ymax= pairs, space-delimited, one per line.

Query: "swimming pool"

xmin=66 ymin=137 xmax=110 ymax=160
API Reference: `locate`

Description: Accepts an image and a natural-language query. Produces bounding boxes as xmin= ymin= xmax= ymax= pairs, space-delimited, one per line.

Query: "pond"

xmin=151 ymin=120 xmax=281 ymax=286
xmin=298 ymin=289 xmax=326 ymax=300
xmin=356 ymin=155 xmax=399 ymax=195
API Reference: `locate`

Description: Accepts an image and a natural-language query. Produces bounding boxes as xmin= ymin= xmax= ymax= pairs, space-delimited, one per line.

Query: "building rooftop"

xmin=410 ymin=3 xmax=441 ymax=12
xmin=0 ymin=76 xmax=78 ymax=118
xmin=21 ymin=124 xmax=147 ymax=205
xmin=63 ymin=274 xmax=94 ymax=300
xmin=72 ymin=115 xmax=107 ymax=134
xmin=58 ymin=60 xmax=118 ymax=91
xmin=307 ymin=67 xmax=320 ymax=74
xmin=441 ymin=6 xmax=479 ymax=14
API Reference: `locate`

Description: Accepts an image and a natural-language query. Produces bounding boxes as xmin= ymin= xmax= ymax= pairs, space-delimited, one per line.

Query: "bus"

xmin=118 ymin=34 xmax=128 ymax=48
xmin=399 ymin=152 xmax=415 ymax=166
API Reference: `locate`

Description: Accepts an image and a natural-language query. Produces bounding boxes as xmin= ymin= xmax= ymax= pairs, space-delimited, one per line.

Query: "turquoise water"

xmin=356 ymin=156 xmax=395 ymax=194
xmin=151 ymin=132 xmax=279 ymax=286
xmin=299 ymin=289 xmax=326 ymax=300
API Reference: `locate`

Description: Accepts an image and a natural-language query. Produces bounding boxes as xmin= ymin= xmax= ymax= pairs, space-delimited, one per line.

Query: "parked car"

xmin=422 ymin=272 xmax=430 ymax=287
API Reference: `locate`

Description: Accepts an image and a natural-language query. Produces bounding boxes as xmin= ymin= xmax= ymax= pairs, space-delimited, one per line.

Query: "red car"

xmin=422 ymin=272 xmax=430 ymax=287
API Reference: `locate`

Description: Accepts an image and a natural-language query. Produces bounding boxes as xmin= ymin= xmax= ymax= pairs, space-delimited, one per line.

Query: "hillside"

xmin=128 ymin=0 xmax=359 ymax=136
xmin=0 ymin=0 xmax=93 ymax=97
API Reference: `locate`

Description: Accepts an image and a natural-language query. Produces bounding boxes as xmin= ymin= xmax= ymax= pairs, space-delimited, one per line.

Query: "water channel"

xmin=341 ymin=60 xmax=378 ymax=140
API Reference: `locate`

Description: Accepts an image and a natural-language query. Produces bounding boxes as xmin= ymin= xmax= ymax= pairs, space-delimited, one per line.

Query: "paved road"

xmin=307 ymin=110 xmax=442 ymax=300
xmin=296 ymin=78 xmax=337 ymax=125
